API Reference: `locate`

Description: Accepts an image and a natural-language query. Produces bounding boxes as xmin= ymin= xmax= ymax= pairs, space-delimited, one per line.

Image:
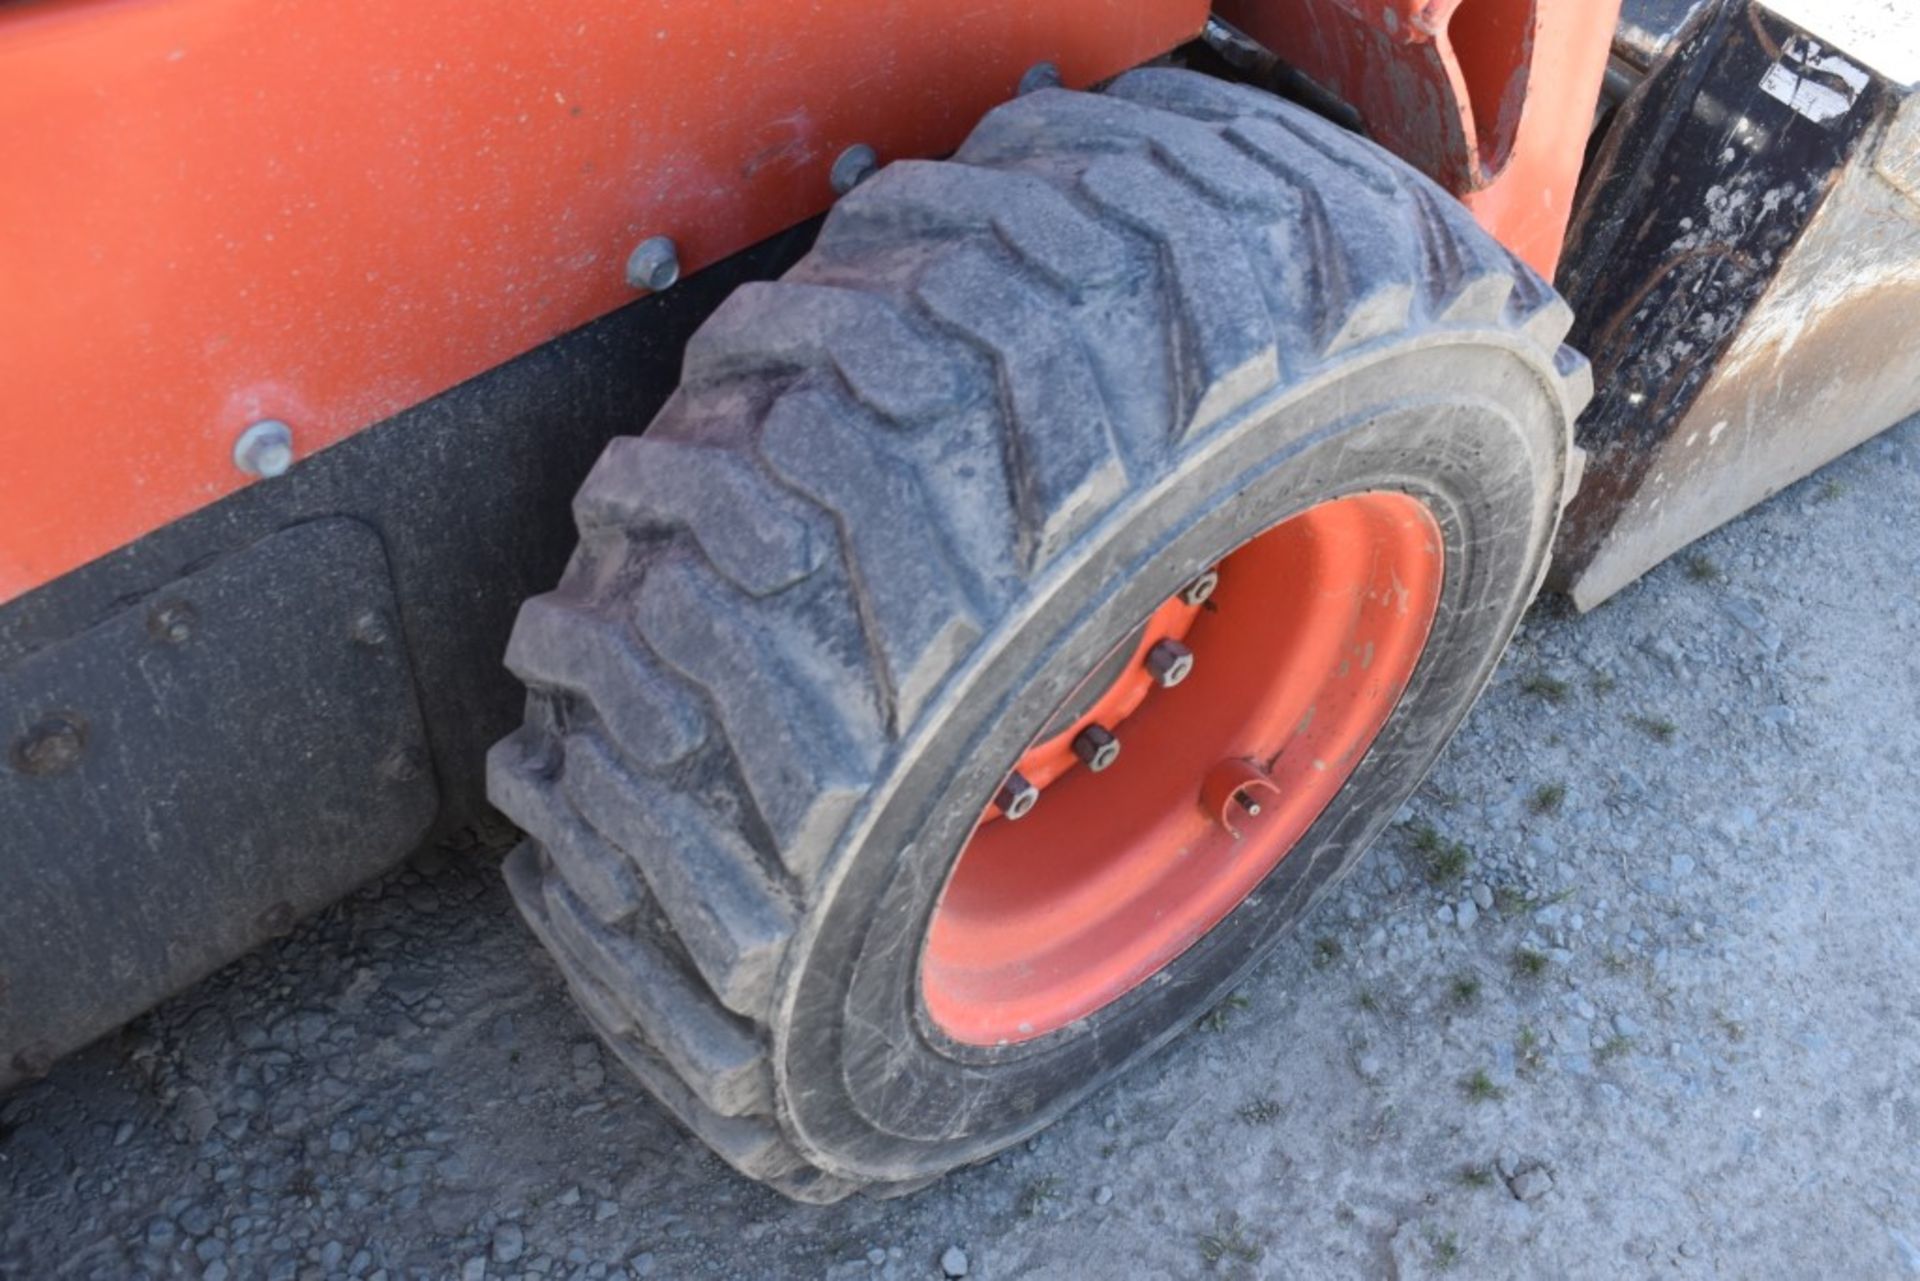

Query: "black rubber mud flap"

xmin=488 ymin=68 xmax=1591 ymax=1201
xmin=1 ymin=518 xmax=437 ymax=1087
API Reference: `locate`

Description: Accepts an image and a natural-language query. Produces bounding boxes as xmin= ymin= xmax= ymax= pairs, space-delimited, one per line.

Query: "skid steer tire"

xmin=487 ymin=67 xmax=1591 ymax=1202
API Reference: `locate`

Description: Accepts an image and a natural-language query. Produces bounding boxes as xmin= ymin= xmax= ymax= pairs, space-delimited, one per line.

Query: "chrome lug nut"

xmin=1178 ymin=568 xmax=1220 ymax=607
xmin=997 ymin=772 xmax=1040 ymax=820
xmin=1145 ymin=638 xmax=1194 ymax=688
xmin=1072 ymin=724 xmax=1121 ymax=772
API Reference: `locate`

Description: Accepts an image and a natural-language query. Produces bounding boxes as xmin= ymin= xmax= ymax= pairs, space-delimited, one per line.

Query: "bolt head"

xmin=380 ymin=745 xmax=427 ymax=784
xmin=1146 ymin=638 xmax=1194 ymax=688
xmin=148 ymin=600 xmax=197 ymax=645
xmin=233 ymin=419 xmax=295 ymax=479
xmin=11 ymin=714 xmax=86 ymax=777
xmin=349 ymin=608 xmax=392 ymax=648
xmin=1072 ymin=724 xmax=1121 ymax=772
xmin=626 ymin=235 xmax=681 ymax=292
xmin=1019 ymin=62 xmax=1063 ymax=95
xmin=830 ymin=143 xmax=878 ymax=195
xmin=1178 ymin=568 xmax=1220 ymax=608
xmin=997 ymin=772 xmax=1040 ymax=820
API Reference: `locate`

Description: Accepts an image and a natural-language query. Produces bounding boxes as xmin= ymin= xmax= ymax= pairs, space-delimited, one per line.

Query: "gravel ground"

xmin=5 ymin=417 xmax=1920 ymax=1281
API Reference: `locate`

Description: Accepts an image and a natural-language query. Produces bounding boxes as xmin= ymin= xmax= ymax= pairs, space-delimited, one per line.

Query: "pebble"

xmin=867 ymin=1247 xmax=887 ymax=1266
xmin=1357 ymin=1054 xmax=1384 ymax=1081
xmin=494 ymin=1223 xmax=526 ymax=1264
xmin=1436 ymin=904 xmax=1455 ymax=926
xmin=1456 ymin=899 xmax=1479 ymax=931
xmin=1508 ymin=1166 xmax=1554 ymax=1201
xmin=940 ymin=1245 xmax=971 ymax=1278
xmin=1093 ymin=1185 xmax=1114 ymax=1206
xmin=1472 ymin=884 xmax=1494 ymax=912
xmin=462 ymin=1258 xmax=488 ymax=1281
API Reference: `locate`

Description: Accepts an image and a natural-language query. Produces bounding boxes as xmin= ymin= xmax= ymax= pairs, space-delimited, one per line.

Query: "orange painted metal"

xmin=921 ymin=492 xmax=1444 ymax=1046
xmin=988 ymin=594 xmax=1203 ymax=813
xmin=1460 ymin=0 xmax=1622 ymax=276
xmin=1217 ymin=0 xmax=1620 ymax=275
xmin=0 ymin=0 xmax=1206 ymax=604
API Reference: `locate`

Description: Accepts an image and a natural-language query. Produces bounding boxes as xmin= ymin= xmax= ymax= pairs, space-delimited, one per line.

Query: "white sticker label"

xmin=1759 ymin=36 xmax=1870 ymax=124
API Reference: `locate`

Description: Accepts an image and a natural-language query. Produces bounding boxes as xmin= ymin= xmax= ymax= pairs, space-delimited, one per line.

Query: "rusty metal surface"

xmin=1554 ymin=0 xmax=1920 ymax=608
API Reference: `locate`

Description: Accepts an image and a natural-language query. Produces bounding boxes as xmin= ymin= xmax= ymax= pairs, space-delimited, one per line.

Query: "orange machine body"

xmin=0 ymin=0 xmax=1608 ymax=604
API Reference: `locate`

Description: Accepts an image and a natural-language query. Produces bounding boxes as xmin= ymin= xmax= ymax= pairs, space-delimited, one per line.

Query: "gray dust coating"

xmin=3 ymin=417 xmax=1918 ymax=1279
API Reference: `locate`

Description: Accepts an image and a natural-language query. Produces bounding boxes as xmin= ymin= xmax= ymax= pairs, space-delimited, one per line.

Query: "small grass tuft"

xmin=1197 ymin=1218 xmax=1263 ymax=1267
xmin=1516 ymin=1025 xmax=1548 ymax=1074
xmin=1429 ymin=1229 xmax=1463 ymax=1271
xmin=1596 ymin=1034 xmax=1633 ymax=1063
xmin=1314 ymin=937 xmax=1345 ymax=969
xmin=1355 ymin=988 xmax=1382 ymax=1014
xmin=1816 ymin=477 xmax=1846 ymax=504
xmin=1685 ymin=553 xmax=1721 ymax=583
xmin=1629 ymin=713 xmax=1678 ymax=744
xmin=1017 ymin=1176 xmax=1061 ymax=1218
xmin=1197 ymin=993 xmax=1250 ymax=1034
xmin=1448 ymin=974 xmax=1482 ymax=1008
xmin=1528 ymin=782 xmax=1567 ymax=816
xmin=1406 ymin=821 xmax=1472 ymax=886
xmin=1497 ymin=885 xmax=1575 ymax=917
xmin=1590 ymin=670 xmax=1619 ymax=695
xmin=1520 ymin=672 xmax=1571 ymax=704
xmin=1238 ymin=1097 xmax=1284 ymax=1125
xmin=1461 ymin=1070 xmax=1505 ymax=1103
xmin=1512 ymin=948 xmax=1551 ymax=980
xmin=1458 ymin=1164 xmax=1496 ymax=1189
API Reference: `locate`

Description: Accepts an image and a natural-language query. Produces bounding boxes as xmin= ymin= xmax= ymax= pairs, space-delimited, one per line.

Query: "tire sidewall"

xmin=775 ymin=338 xmax=1566 ymax=1181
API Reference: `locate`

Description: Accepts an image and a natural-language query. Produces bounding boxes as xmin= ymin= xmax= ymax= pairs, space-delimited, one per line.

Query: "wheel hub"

xmin=920 ymin=491 xmax=1445 ymax=1046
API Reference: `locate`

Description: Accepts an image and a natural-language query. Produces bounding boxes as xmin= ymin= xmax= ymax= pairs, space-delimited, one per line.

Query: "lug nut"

xmin=233 ymin=419 xmax=294 ymax=479
xmin=1146 ymin=638 xmax=1194 ymax=688
xmin=1072 ymin=724 xmax=1121 ymax=772
xmin=1178 ymin=568 xmax=1220 ymax=607
xmin=626 ymin=235 xmax=681 ymax=292
xmin=830 ymin=143 xmax=878 ymax=194
xmin=997 ymin=772 xmax=1040 ymax=820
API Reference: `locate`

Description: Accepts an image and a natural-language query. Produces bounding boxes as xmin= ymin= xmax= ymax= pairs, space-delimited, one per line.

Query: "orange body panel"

xmin=1461 ymin=0 xmax=1623 ymax=274
xmin=0 ymin=0 xmax=1206 ymax=603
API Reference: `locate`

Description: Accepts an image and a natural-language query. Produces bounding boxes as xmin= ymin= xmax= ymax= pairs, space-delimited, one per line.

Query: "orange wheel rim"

xmin=920 ymin=492 xmax=1445 ymax=1046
